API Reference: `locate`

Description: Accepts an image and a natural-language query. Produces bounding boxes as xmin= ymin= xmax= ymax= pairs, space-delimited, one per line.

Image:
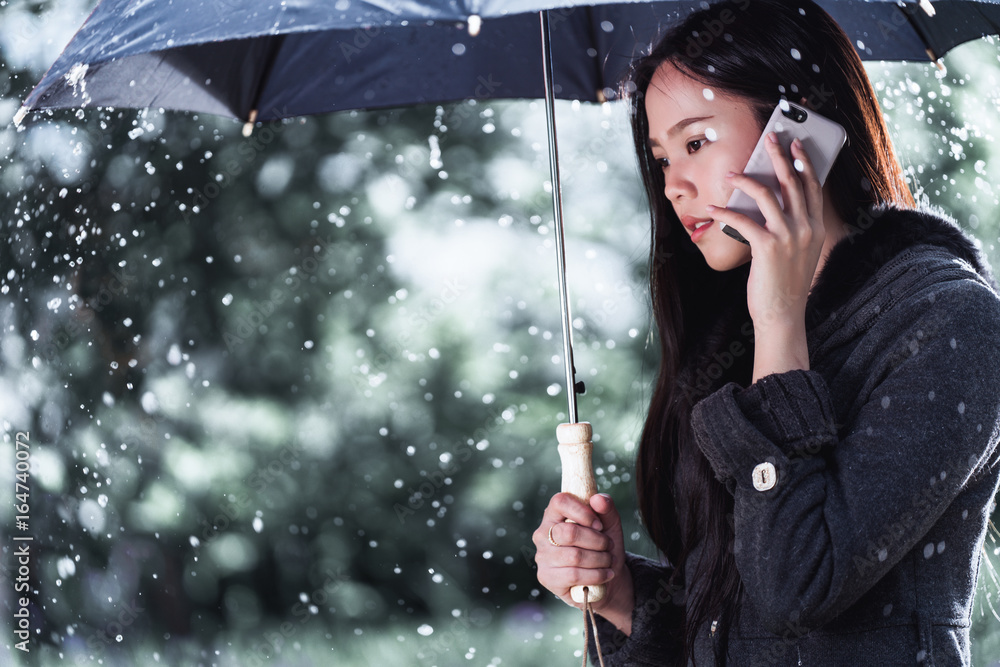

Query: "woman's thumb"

xmin=590 ymin=493 xmax=619 ymax=520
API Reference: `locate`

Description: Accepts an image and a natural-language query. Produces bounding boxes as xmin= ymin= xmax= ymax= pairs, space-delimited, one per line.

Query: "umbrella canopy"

xmin=15 ymin=0 xmax=1000 ymax=421
xmin=15 ymin=0 xmax=1000 ymax=126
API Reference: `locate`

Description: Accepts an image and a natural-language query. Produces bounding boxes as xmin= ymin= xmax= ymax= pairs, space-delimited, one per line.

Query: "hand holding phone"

xmin=722 ymin=101 xmax=847 ymax=244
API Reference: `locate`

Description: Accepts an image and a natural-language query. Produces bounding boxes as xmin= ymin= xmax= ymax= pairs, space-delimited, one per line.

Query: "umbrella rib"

xmin=896 ymin=2 xmax=943 ymax=66
xmin=243 ymin=34 xmax=288 ymax=128
xmin=539 ymin=9 xmax=579 ymax=424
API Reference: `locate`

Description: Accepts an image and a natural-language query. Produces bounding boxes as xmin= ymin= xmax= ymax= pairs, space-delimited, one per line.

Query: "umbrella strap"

xmin=582 ymin=587 xmax=606 ymax=667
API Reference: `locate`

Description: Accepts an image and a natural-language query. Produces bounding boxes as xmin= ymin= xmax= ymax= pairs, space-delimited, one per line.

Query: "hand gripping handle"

xmin=557 ymin=422 xmax=605 ymax=604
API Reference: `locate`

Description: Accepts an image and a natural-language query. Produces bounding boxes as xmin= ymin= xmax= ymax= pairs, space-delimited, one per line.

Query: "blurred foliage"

xmin=0 ymin=3 xmax=999 ymax=666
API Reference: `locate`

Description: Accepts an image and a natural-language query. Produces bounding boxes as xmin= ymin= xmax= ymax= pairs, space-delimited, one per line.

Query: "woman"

xmin=532 ymin=1 xmax=1000 ymax=664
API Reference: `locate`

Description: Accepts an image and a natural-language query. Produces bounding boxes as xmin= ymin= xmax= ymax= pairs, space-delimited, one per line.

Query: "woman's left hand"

xmin=707 ymin=133 xmax=826 ymax=378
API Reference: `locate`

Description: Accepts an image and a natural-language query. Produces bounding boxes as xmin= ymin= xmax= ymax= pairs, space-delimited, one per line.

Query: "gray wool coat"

xmin=591 ymin=205 xmax=1000 ymax=666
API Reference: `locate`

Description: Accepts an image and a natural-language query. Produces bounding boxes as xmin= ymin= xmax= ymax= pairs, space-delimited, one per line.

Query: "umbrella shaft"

xmin=539 ymin=10 xmax=578 ymax=424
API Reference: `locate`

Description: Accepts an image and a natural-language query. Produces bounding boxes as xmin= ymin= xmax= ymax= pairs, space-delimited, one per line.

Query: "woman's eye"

xmin=687 ymin=138 xmax=705 ymax=153
xmin=656 ymin=157 xmax=670 ymax=169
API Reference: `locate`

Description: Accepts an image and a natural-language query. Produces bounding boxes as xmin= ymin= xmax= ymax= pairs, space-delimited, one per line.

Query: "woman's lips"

xmin=681 ymin=216 xmax=714 ymax=242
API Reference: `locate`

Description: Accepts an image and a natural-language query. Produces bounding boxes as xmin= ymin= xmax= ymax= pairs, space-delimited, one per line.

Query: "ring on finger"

xmin=548 ymin=524 xmax=562 ymax=547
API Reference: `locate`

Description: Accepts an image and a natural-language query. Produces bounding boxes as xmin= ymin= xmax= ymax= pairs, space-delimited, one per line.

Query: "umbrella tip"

xmin=242 ymin=108 xmax=259 ymax=138
xmin=467 ymin=14 xmax=482 ymax=37
xmin=13 ymin=106 xmax=28 ymax=128
xmin=925 ymin=48 xmax=945 ymax=71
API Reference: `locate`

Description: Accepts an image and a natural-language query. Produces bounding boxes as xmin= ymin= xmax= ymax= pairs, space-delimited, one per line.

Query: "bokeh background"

xmin=1 ymin=2 xmax=1000 ymax=665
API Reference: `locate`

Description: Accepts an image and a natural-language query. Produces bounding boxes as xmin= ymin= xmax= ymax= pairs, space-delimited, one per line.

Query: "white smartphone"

xmin=722 ymin=101 xmax=847 ymax=244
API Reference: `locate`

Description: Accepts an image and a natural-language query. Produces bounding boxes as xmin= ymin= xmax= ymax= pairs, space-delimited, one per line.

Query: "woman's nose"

xmin=663 ymin=167 xmax=695 ymax=202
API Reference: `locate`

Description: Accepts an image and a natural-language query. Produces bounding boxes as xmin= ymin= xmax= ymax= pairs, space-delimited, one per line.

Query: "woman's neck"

xmin=812 ymin=195 xmax=850 ymax=290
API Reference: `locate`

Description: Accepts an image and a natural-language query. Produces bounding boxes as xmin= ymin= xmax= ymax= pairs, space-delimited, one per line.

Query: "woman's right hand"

xmin=532 ymin=492 xmax=634 ymax=635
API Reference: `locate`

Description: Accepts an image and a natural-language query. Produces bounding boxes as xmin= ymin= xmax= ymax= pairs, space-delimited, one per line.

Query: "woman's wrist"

xmin=596 ymin=569 xmax=635 ymax=636
xmin=752 ymin=319 xmax=809 ymax=382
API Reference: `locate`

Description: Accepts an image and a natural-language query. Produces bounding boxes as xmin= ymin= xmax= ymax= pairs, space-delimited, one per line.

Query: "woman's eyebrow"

xmin=670 ymin=116 xmax=714 ymax=137
xmin=649 ymin=116 xmax=715 ymax=148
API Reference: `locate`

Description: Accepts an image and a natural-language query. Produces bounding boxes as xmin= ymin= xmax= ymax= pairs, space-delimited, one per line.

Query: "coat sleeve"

xmin=690 ymin=278 xmax=1000 ymax=635
xmin=588 ymin=552 xmax=685 ymax=666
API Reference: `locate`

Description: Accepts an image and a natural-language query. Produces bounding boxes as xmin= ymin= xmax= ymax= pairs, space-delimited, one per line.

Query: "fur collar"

xmin=805 ymin=204 xmax=998 ymax=329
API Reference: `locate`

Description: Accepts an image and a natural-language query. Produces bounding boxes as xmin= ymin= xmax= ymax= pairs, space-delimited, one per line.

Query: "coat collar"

xmin=805 ymin=204 xmax=998 ymax=330
xmin=678 ymin=204 xmax=995 ymax=401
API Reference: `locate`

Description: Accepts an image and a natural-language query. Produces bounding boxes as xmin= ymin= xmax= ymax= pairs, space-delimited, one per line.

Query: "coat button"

xmin=752 ymin=462 xmax=777 ymax=491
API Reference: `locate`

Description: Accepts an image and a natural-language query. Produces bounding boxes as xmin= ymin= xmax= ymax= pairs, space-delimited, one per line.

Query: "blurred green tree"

xmin=1 ymin=4 xmax=999 ymax=666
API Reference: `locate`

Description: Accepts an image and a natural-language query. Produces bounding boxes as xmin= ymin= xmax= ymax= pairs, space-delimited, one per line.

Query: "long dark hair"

xmin=626 ymin=1 xmax=915 ymax=662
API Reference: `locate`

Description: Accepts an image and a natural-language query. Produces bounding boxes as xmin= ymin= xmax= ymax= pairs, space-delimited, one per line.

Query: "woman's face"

xmin=645 ymin=62 xmax=762 ymax=271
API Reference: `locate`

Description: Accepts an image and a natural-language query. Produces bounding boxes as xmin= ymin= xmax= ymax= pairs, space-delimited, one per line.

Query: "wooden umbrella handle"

xmin=556 ymin=422 xmax=606 ymax=604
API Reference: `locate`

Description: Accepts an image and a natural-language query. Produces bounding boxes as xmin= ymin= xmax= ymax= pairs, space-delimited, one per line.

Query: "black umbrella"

xmin=15 ymin=0 xmax=1000 ymax=403
xmin=14 ymin=0 xmax=1000 ymax=614
xmin=15 ymin=0 xmax=1000 ymax=124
